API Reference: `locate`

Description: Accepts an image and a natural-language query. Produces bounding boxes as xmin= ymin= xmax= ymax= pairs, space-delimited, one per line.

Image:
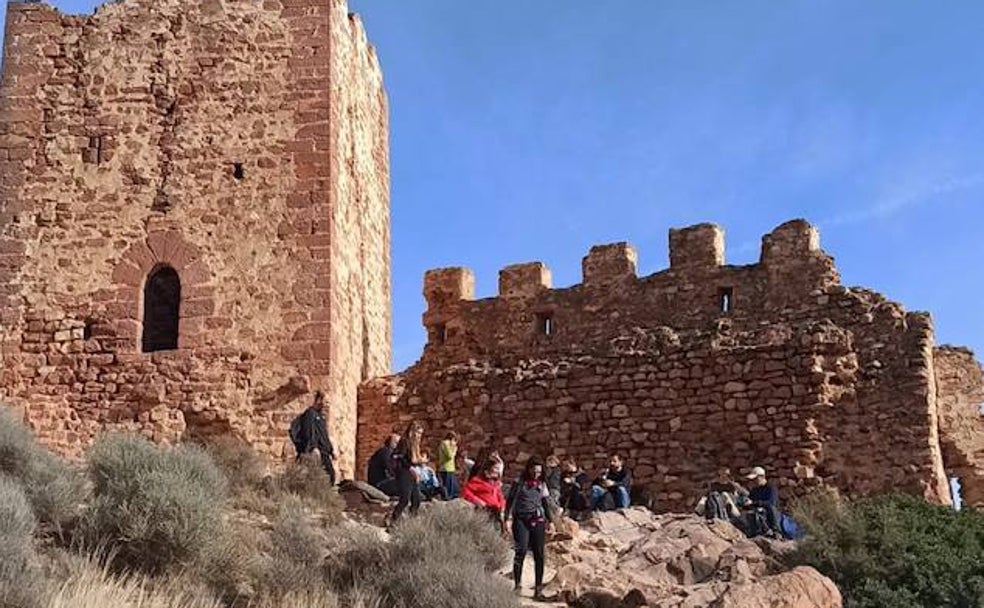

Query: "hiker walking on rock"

xmin=391 ymin=421 xmax=425 ymax=522
xmin=506 ymin=455 xmax=554 ymax=601
xmin=290 ymin=390 xmax=337 ymax=485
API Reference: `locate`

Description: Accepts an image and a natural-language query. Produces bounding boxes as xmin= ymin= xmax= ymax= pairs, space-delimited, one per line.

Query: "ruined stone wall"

xmin=0 ymin=0 xmax=390 ymax=472
xmin=358 ymin=221 xmax=953 ymax=510
xmin=935 ymin=346 xmax=984 ymax=508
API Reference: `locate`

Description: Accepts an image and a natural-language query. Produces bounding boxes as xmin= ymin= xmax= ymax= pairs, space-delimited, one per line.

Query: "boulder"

xmin=545 ymin=508 xmax=840 ymax=608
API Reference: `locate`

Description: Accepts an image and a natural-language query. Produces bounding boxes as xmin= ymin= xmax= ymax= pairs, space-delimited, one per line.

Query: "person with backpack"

xmin=590 ymin=454 xmax=632 ymax=511
xmin=437 ymin=431 xmax=460 ymax=500
xmin=506 ymin=456 xmax=554 ymax=601
xmin=289 ymin=391 xmax=337 ymax=484
xmin=390 ymin=421 xmax=425 ymax=522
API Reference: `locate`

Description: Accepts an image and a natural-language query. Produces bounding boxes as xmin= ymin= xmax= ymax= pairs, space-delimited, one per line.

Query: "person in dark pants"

xmin=506 ymin=455 xmax=554 ymax=601
xmin=367 ymin=433 xmax=400 ymax=496
xmin=295 ymin=391 xmax=337 ymax=484
xmin=390 ymin=421 xmax=425 ymax=523
xmin=743 ymin=466 xmax=780 ymax=537
xmin=590 ymin=454 xmax=632 ymax=511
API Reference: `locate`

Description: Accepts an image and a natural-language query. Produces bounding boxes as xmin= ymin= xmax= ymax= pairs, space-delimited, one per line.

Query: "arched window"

xmin=142 ymin=265 xmax=181 ymax=352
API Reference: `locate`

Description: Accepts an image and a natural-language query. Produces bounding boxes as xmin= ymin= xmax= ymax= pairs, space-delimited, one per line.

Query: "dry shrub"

xmin=203 ymin=436 xmax=267 ymax=495
xmin=0 ymin=476 xmax=44 ymax=608
xmin=84 ymin=434 xmax=228 ymax=574
xmin=0 ymin=408 xmax=85 ymax=532
xmin=278 ymin=456 xmax=344 ymax=523
xmin=47 ymin=558 xmax=222 ymax=608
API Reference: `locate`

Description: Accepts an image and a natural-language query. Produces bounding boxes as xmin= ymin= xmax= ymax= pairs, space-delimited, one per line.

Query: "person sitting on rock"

xmin=590 ymin=454 xmax=632 ymax=511
xmin=367 ymin=433 xmax=400 ymax=497
xmin=414 ymin=450 xmax=442 ymax=500
xmin=506 ymin=455 xmax=555 ymax=601
xmin=559 ymin=457 xmax=590 ymax=514
xmin=462 ymin=456 xmax=507 ymax=531
xmin=696 ymin=466 xmax=745 ymax=522
xmin=742 ymin=466 xmax=781 ymax=537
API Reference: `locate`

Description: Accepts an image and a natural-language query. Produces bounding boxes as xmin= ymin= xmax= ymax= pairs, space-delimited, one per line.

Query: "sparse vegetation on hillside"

xmin=85 ymin=434 xmax=229 ymax=574
xmin=790 ymin=491 xmax=984 ymax=608
xmin=0 ymin=407 xmax=517 ymax=608
xmin=0 ymin=408 xmax=85 ymax=532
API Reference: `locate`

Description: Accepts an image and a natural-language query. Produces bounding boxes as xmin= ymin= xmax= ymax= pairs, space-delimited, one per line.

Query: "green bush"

xmin=790 ymin=492 xmax=984 ymax=608
xmin=0 ymin=475 xmax=43 ymax=608
xmin=0 ymin=408 xmax=85 ymax=531
xmin=84 ymin=434 xmax=228 ymax=574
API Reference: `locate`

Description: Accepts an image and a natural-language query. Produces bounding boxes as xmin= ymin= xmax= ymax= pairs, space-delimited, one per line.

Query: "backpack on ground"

xmin=704 ymin=492 xmax=731 ymax=522
xmin=289 ymin=412 xmax=307 ymax=456
xmin=780 ymin=513 xmax=804 ymax=540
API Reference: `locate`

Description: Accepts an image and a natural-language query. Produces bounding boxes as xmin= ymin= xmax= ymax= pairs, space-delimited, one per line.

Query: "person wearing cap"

xmin=744 ymin=466 xmax=780 ymax=536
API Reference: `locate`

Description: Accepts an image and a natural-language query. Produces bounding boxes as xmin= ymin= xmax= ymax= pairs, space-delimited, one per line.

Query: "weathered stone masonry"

xmin=0 ymin=0 xmax=391 ymax=475
xmin=359 ymin=221 xmax=984 ymax=511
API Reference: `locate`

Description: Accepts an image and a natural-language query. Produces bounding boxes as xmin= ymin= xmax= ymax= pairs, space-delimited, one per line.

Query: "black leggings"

xmin=392 ymin=468 xmax=421 ymax=521
xmin=512 ymin=517 xmax=546 ymax=589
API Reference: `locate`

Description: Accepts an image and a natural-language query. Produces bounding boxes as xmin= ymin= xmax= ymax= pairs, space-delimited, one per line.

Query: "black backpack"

xmin=289 ymin=412 xmax=307 ymax=455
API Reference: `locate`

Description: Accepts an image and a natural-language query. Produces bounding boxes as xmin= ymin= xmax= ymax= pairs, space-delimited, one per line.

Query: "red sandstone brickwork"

xmin=359 ymin=220 xmax=980 ymax=511
xmin=935 ymin=346 xmax=984 ymax=508
xmin=0 ymin=0 xmax=390 ymax=473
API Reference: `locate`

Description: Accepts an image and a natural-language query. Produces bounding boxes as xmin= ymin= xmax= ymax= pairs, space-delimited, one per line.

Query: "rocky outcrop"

xmin=546 ymin=509 xmax=840 ymax=608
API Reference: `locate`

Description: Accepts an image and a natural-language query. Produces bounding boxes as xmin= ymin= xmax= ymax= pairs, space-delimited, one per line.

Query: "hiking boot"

xmin=533 ymin=586 xmax=547 ymax=601
xmin=513 ymin=583 xmax=522 ymax=596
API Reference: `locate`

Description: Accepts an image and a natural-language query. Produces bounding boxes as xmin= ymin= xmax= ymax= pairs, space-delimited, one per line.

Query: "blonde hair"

xmin=403 ymin=421 xmax=424 ymax=464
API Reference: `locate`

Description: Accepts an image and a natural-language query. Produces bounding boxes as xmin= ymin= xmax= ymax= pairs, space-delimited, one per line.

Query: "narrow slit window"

xmin=232 ymin=162 xmax=245 ymax=181
xmin=142 ymin=265 xmax=181 ymax=353
xmin=83 ymin=319 xmax=95 ymax=340
xmin=719 ymin=287 xmax=734 ymax=314
xmin=429 ymin=323 xmax=447 ymax=345
xmin=536 ymin=312 xmax=554 ymax=336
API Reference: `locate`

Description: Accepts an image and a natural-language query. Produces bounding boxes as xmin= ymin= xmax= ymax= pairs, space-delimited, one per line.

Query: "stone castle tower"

xmin=0 ymin=0 xmax=390 ymax=475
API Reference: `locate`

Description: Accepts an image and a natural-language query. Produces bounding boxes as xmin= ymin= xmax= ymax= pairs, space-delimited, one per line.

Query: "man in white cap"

xmin=744 ymin=466 xmax=780 ymax=537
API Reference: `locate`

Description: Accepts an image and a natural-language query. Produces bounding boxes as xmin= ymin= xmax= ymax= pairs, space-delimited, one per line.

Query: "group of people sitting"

xmin=365 ymin=425 xmax=638 ymax=601
xmin=696 ymin=465 xmax=799 ymax=540
xmin=366 ymin=430 xmax=635 ymax=517
xmin=364 ymin=422 xmax=797 ymax=601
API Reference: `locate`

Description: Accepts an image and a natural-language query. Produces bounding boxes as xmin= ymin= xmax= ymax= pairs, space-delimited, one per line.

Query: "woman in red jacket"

xmin=462 ymin=457 xmax=506 ymax=529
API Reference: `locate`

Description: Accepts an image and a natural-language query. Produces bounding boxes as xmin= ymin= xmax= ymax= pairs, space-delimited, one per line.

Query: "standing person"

xmin=590 ymin=454 xmax=632 ymax=511
xmin=391 ymin=421 xmax=425 ymax=523
xmin=437 ymin=431 xmax=460 ymax=500
xmin=289 ymin=390 xmax=337 ymax=484
xmin=506 ymin=456 xmax=554 ymax=601
xmin=367 ymin=433 xmax=400 ymax=492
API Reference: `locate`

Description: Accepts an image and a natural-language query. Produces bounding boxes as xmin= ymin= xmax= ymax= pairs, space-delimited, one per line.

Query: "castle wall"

xmin=0 ymin=0 xmax=390 ymax=472
xmin=358 ymin=221 xmax=952 ymax=510
xmin=935 ymin=346 xmax=984 ymax=508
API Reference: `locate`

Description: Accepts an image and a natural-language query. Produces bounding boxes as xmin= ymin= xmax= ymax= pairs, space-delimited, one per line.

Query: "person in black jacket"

xmin=390 ymin=421 xmax=425 ymax=523
xmin=367 ymin=433 xmax=400 ymax=495
xmin=506 ymin=455 xmax=554 ymax=601
xmin=590 ymin=454 xmax=632 ymax=511
xmin=559 ymin=457 xmax=590 ymax=513
xmin=296 ymin=391 xmax=337 ymax=484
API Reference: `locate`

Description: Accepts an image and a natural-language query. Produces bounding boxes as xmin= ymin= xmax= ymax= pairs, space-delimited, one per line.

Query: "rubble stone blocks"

xmin=358 ymin=220 xmax=984 ymax=512
xmin=0 ymin=0 xmax=391 ymax=476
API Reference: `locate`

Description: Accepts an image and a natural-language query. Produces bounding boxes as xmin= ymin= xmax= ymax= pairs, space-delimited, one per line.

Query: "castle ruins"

xmin=0 ymin=0 xmax=981 ymax=512
xmin=358 ymin=221 xmax=984 ymax=511
xmin=0 ymin=0 xmax=390 ymax=476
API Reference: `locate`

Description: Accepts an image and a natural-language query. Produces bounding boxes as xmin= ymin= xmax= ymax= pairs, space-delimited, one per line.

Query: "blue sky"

xmin=17 ymin=1 xmax=984 ymax=371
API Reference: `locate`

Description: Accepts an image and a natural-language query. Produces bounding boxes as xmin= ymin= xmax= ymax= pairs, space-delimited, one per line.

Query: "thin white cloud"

xmin=820 ymin=173 xmax=984 ymax=228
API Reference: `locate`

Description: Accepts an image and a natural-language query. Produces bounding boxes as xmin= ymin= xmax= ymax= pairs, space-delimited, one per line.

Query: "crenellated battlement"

xmin=419 ymin=220 xmax=840 ymax=355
